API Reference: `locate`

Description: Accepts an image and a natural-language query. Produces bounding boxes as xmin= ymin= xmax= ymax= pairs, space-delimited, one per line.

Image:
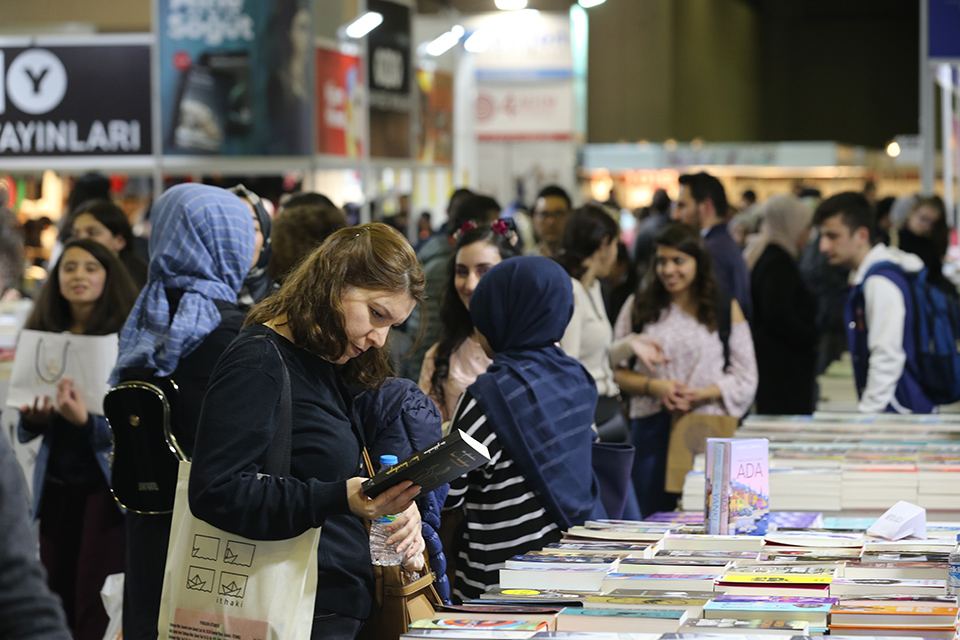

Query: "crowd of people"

xmin=0 ymin=171 xmax=954 ymax=640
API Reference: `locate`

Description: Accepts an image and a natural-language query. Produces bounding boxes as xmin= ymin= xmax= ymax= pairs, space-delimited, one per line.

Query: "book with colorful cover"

xmin=829 ymin=602 xmax=959 ymax=627
xmin=720 ymin=565 xmax=838 ymax=581
xmin=644 ymin=512 xmax=705 ymax=524
xmin=410 ymin=618 xmax=549 ymax=631
xmin=704 ymin=437 xmax=770 ymax=536
xmin=581 ymin=594 xmax=711 ymax=616
xmin=768 ymin=512 xmax=825 ymax=529
xmin=556 ymin=608 xmax=689 ymax=633
xmin=703 ymin=598 xmax=834 ymax=623
xmin=655 ymin=549 xmax=760 ymax=561
xmin=829 ymin=578 xmax=947 ymax=596
xmin=678 ymin=617 xmax=809 ymax=634
xmin=564 ymin=526 xmax=666 ymax=542
xmin=661 ymin=533 xmax=764 ymax=552
xmin=500 ymin=567 xmax=610 ymax=592
xmin=480 ymin=588 xmax=589 ymax=603
xmin=617 ymin=557 xmax=730 ymax=575
xmin=600 ymin=574 xmax=720 ymax=593
xmin=505 ymin=555 xmax=621 ymax=570
xmin=705 ymin=440 xmax=729 ymax=535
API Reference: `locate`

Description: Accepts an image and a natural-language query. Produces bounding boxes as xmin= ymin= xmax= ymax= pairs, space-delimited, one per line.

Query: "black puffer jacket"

xmin=354 ymin=378 xmax=451 ymax=602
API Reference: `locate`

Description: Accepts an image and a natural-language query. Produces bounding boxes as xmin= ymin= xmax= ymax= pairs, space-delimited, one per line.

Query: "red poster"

xmin=316 ymin=47 xmax=364 ymax=157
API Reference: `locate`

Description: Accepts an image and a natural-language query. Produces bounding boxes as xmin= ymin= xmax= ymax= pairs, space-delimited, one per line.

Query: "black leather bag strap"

xmin=264 ymin=339 xmax=293 ymax=477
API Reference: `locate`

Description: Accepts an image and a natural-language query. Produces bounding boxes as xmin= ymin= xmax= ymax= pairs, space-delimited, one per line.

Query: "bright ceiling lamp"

xmin=578 ymin=0 xmax=607 ymax=6
xmin=343 ymin=12 xmax=383 ymax=38
xmin=464 ymin=29 xmax=493 ymax=53
xmin=425 ymin=25 xmax=465 ymax=56
xmin=495 ymin=0 xmax=528 ymax=10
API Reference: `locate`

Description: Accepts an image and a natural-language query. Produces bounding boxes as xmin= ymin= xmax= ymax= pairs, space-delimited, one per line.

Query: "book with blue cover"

xmin=703 ymin=598 xmax=834 ymax=623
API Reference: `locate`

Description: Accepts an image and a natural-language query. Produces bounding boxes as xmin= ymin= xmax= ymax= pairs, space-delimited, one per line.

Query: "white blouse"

xmin=613 ymin=294 xmax=758 ymax=419
xmin=560 ymin=278 xmax=619 ymax=398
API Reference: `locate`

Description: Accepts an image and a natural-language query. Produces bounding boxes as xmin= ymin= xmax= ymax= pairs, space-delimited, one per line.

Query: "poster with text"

xmin=316 ymin=46 xmax=364 ymax=158
xmin=158 ymin=0 xmax=312 ymax=155
xmin=0 ymin=37 xmax=152 ymax=157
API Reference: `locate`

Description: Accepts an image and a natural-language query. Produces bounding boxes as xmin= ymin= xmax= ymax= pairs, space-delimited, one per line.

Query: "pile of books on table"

xmin=402 ymin=516 xmax=960 ymax=639
xmin=680 ymin=414 xmax=960 ymax=512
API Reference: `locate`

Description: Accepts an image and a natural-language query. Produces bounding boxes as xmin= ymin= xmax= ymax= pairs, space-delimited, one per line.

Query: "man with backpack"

xmin=814 ymin=192 xmax=937 ymax=414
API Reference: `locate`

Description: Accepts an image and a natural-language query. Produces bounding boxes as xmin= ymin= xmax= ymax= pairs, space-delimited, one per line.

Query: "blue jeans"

xmin=629 ymin=411 xmax=678 ymax=518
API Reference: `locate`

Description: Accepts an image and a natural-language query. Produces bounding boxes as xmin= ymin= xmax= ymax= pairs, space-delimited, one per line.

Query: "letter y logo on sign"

xmin=0 ymin=49 xmax=68 ymax=115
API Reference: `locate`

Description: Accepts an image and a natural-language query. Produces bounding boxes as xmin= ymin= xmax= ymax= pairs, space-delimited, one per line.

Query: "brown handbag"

xmin=664 ymin=412 xmax=738 ymax=493
xmin=357 ymin=448 xmax=442 ymax=640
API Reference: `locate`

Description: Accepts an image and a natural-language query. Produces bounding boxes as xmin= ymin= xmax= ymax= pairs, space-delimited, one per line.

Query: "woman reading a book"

xmin=17 ymin=238 xmax=138 ymax=640
xmin=612 ymin=223 xmax=757 ymax=518
xmin=189 ymin=223 xmax=427 ymax=640
xmin=444 ymin=255 xmax=606 ymax=602
xmin=419 ymin=221 xmax=520 ymax=422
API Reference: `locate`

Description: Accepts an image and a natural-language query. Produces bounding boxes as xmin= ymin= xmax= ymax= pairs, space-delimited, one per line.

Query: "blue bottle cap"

xmin=379 ymin=454 xmax=399 ymax=467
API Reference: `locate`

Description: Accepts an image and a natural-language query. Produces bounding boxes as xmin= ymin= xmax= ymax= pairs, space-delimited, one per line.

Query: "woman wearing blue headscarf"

xmin=110 ymin=183 xmax=255 ymax=640
xmin=443 ymin=256 xmax=606 ymax=602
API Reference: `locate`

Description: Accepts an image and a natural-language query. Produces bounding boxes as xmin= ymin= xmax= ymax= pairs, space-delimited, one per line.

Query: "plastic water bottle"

xmin=369 ymin=454 xmax=403 ymax=566
xmin=949 ymin=534 xmax=960 ymax=595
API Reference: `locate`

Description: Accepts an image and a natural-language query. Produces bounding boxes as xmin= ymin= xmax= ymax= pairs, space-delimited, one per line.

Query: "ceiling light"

xmin=886 ymin=141 xmax=901 ymax=158
xmin=578 ymin=0 xmax=606 ymax=7
xmin=464 ymin=29 xmax=493 ymax=53
xmin=343 ymin=12 xmax=383 ymax=39
xmin=424 ymin=25 xmax=464 ymax=57
xmin=495 ymin=0 xmax=528 ymax=10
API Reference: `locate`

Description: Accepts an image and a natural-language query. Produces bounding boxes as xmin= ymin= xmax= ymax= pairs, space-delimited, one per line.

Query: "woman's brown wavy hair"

xmin=631 ymin=222 xmax=719 ymax=333
xmin=246 ymin=223 xmax=425 ymax=388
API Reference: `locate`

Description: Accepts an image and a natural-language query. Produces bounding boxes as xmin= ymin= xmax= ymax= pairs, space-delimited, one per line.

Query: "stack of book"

xmin=829 ymin=595 xmax=960 ymax=639
xmin=701 ymin=594 xmax=834 ymax=632
xmin=680 ymin=413 xmax=960 ymax=512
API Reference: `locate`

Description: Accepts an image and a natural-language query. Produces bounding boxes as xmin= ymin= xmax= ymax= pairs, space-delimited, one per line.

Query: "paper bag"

xmin=158 ymin=461 xmax=320 ymax=640
xmin=7 ymin=330 xmax=118 ymax=415
xmin=665 ymin=412 xmax=738 ymax=493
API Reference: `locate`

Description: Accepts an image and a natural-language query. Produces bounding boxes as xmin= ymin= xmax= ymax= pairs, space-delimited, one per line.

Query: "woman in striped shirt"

xmin=443 ymin=256 xmax=606 ymax=601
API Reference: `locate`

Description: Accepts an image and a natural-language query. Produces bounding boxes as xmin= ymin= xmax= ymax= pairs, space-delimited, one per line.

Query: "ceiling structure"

xmin=416 ymin=0 xmax=579 ymax=14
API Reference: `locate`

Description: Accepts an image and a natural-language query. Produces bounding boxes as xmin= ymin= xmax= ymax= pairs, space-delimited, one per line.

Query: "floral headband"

xmin=455 ymin=218 xmax=517 ymax=241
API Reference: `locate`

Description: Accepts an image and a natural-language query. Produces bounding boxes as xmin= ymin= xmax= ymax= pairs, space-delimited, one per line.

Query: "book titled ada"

xmin=705 ymin=438 xmax=770 ymax=536
xmin=361 ymin=429 xmax=491 ymax=498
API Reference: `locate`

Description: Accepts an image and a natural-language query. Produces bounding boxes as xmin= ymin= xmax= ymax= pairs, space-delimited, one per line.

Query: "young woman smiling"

xmin=419 ymin=223 xmax=520 ymax=422
xmin=18 ymin=238 xmax=137 ymax=640
xmin=613 ymin=223 xmax=757 ymax=517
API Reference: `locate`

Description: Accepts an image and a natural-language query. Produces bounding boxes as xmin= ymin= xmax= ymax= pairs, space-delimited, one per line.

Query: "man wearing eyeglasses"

xmin=530 ymin=185 xmax=572 ymax=259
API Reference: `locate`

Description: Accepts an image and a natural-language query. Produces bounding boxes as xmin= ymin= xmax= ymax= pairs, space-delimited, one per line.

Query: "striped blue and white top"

xmin=444 ymin=391 xmax=562 ymax=602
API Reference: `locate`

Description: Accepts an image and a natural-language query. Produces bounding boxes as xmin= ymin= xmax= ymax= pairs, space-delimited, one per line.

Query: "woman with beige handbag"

xmin=189 ymin=224 xmax=427 ymax=640
xmin=612 ymin=223 xmax=758 ymax=517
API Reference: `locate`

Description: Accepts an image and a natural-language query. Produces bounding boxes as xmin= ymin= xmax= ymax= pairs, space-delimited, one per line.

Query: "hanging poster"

xmin=316 ymin=46 xmax=364 ymax=158
xmin=0 ymin=36 xmax=152 ymax=157
xmin=367 ymin=0 xmax=412 ymax=159
xmin=416 ymin=68 xmax=452 ymax=164
xmin=158 ymin=0 xmax=312 ymax=155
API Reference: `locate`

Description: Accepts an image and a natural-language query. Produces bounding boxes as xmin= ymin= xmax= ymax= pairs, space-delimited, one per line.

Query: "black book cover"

xmin=361 ymin=428 xmax=490 ymax=498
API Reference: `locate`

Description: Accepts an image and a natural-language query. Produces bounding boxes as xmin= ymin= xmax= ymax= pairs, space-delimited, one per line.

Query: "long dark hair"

xmin=631 ymin=223 xmax=719 ymax=333
xmin=26 ymin=238 xmax=138 ymax=335
xmin=915 ymin=195 xmax=950 ymax=260
xmin=62 ymin=199 xmax=136 ymax=258
xmin=246 ymin=223 xmax=425 ymax=388
xmin=556 ymin=203 xmax=620 ymax=280
xmin=429 ymin=226 xmax=520 ymax=409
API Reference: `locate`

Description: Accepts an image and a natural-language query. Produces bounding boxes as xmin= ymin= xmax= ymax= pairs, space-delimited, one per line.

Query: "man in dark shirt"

xmin=673 ymin=171 xmax=753 ymax=320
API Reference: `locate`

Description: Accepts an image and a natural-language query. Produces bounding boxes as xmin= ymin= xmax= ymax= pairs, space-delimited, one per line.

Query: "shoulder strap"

xmin=264 ymin=340 xmax=292 ymax=477
xmin=718 ymin=290 xmax=733 ymax=372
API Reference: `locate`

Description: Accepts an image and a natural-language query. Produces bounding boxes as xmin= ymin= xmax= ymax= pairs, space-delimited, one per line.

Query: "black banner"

xmin=367 ymin=0 xmax=412 ymax=113
xmin=0 ymin=40 xmax=152 ymax=156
